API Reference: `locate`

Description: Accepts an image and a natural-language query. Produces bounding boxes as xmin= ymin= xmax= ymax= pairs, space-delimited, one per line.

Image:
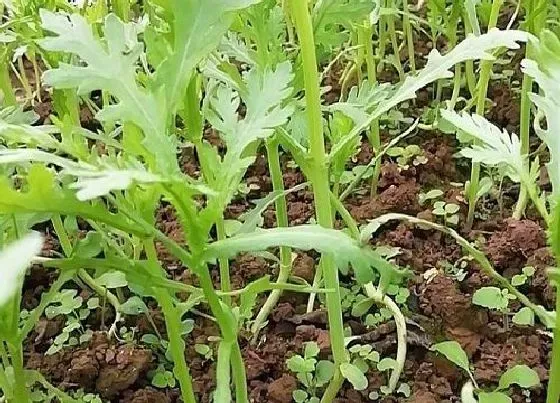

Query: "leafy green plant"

xmin=287 ymin=342 xmax=335 ymax=403
xmin=432 ymin=201 xmax=460 ymax=225
xmin=432 ymin=340 xmax=540 ymax=401
xmin=386 ymin=144 xmax=428 ymax=170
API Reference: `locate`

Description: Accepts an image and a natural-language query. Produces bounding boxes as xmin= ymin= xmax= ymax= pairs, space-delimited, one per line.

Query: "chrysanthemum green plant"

xmin=442 ymin=30 xmax=560 ymax=403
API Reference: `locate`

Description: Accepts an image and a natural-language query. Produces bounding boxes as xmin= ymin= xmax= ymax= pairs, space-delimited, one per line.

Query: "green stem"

xmin=7 ymin=343 xmax=29 ymax=403
xmin=231 ymin=342 xmax=248 ymax=403
xmin=0 ymin=55 xmax=16 ymax=106
xmin=358 ymin=24 xmax=382 ymax=196
xmin=402 ymin=0 xmax=416 ymax=74
xmin=466 ymin=0 xmax=504 ymax=231
xmin=216 ymin=217 xmax=232 ymax=306
xmin=462 ymin=18 xmax=477 ymax=98
xmin=17 ymin=57 xmax=32 ymax=100
xmin=377 ymin=0 xmax=388 ymax=72
xmin=291 ymin=1 xmax=347 ymax=400
xmin=144 ymin=240 xmax=197 ymax=403
xmin=386 ymin=0 xmax=404 ymax=81
xmin=513 ymin=72 xmax=533 ymax=220
xmin=251 ymin=138 xmax=292 ymax=342
xmin=546 ymin=286 xmax=560 ymax=403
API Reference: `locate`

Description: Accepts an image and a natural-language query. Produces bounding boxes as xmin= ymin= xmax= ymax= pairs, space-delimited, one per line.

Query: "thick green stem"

xmin=7 ymin=343 xmax=29 ymax=403
xmin=546 ymin=286 xmax=560 ymax=403
xmin=251 ymin=138 xmax=292 ymax=341
xmin=291 ymin=1 xmax=348 ymax=400
xmin=466 ymin=0 xmax=504 ymax=231
xmin=216 ymin=218 xmax=232 ymax=306
xmin=144 ymin=240 xmax=197 ymax=403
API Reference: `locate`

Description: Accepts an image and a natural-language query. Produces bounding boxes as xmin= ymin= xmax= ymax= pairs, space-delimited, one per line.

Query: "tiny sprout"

xmin=432 ymin=201 xmax=460 ymax=225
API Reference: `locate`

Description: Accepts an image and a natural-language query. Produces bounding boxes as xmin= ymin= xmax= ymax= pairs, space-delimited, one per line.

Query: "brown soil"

xmin=20 ymin=12 xmax=553 ymax=403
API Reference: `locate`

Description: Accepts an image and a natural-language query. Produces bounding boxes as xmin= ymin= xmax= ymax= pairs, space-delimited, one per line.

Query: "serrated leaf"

xmin=330 ymin=29 xmax=528 ymax=162
xmin=340 ymin=362 xmax=368 ymax=390
xmin=0 ymin=232 xmax=43 ymax=307
xmin=441 ymin=110 xmax=524 ymax=182
xmin=0 ymin=165 xmax=144 ymax=236
xmin=430 ymin=341 xmax=470 ymax=373
xmin=497 ymin=365 xmax=540 ymax=390
xmin=155 ymin=0 xmax=261 ymax=112
xmin=39 ymin=11 xmax=177 ymax=175
xmin=205 ymin=226 xmax=402 ymax=285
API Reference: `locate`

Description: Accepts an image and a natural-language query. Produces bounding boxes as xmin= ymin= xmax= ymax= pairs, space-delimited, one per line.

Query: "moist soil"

xmin=22 ymin=18 xmax=553 ymax=403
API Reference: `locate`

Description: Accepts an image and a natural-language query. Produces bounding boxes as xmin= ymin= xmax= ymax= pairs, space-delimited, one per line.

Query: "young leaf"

xmin=512 ymin=307 xmax=535 ymax=326
xmin=0 ymin=165 xmax=145 ymax=236
xmin=315 ymin=360 xmax=335 ymax=386
xmin=430 ymin=341 xmax=470 ymax=374
xmin=340 ymin=362 xmax=368 ymax=391
xmin=154 ymin=0 xmax=261 ymax=112
xmin=204 ymin=225 xmax=402 ymax=285
xmin=0 ymin=232 xmax=43 ymax=307
xmin=440 ymin=110 xmax=524 ymax=182
xmin=39 ymin=11 xmax=178 ymax=175
xmin=472 ymin=287 xmax=509 ymax=310
xmin=478 ymin=391 xmax=512 ymax=403
xmin=497 ymin=365 xmax=540 ymax=390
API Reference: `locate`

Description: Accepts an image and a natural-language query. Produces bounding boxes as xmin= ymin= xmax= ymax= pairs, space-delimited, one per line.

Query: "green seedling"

xmin=419 ymin=189 xmax=444 ymax=205
xmin=287 ymin=342 xmax=335 ymax=402
xmin=432 ymin=201 xmax=460 ymax=226
xmin=386 ymin=144 xmax=428 ymax=170
xmin=433 ymin=340 xmax=540 ymax=402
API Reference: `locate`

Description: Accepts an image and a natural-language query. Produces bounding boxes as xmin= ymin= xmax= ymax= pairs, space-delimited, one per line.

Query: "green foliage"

xmin=287 ymin=342 xmax=334 ymax=401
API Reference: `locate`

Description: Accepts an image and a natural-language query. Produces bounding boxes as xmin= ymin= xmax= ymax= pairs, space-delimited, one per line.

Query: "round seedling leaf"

xmin=472 ymin=287 xmax=509 ymax=310
xmin=497 ymin=365 xmax=540 ymax=390
xmin=512 ymin=307 xmax=534 ymax=326
xmin=430 ymin=341 xmax=470 ymax=374
xmin=340 ymin=362 xmax=368 ymax=390
xmin=377 ymin=358 xmax=397 ymax=372
xmin=315 ymin=360 xmax=335 ymax=386
xmin=292 ymin=390 xmax=308 ymax=403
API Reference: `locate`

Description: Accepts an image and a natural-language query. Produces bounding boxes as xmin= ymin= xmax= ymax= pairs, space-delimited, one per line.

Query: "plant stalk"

xmin=216 ymin=217 xmax=232 ymax=306
xmin=8 ymin=343 xmax=29 ymax=403
xmin=358 ymin=24 xmax=382 ymax=196
xmin=251 ymin=137 xmax=292 ymax=342
xmin=402 ymin=0 xmax=416 ymax=74
xmin=291 ymin=1 xmax=348 ymax=400
xmin=144 ymin=240 xmax=197 ymax=403
xmin=466 ymin=0 xmax=504 ymax=231
xmin=546 ymin=285 xmax=560 ymax=403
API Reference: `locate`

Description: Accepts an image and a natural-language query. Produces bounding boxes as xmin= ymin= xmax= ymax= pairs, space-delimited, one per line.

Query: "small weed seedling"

xmin=287 ymin=342 xmax=335 ymax=403
xmin=432 ymin=341 xmax=540 ymax=402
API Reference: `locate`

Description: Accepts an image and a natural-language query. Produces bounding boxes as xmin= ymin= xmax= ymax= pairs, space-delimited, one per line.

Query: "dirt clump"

xmin=267 ymin=374 xmax=298 ymax=403
xmin=121 ymin=387 xmax=171 ymax=403
xmin=419 ymin=274 xmax=487 ymax=335
xmin=486 ymin=219 xmax=546 ymax=272
xmin=27 ymin=333 xmax=152 ymax=399
xmin=291 ymin=253 xmax=315 ymax=282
